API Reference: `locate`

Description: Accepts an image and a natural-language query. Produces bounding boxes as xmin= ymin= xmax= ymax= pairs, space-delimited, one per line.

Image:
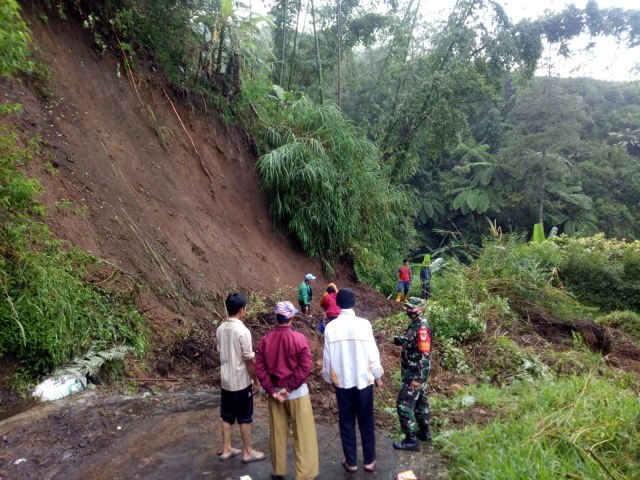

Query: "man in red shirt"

xmin=396 ymin=259 xmax=413 ymax=302
xmin=256 ymin=301 xmax=319 ymax=480
xmin=318 ymin=283 xmax=341 ymax=334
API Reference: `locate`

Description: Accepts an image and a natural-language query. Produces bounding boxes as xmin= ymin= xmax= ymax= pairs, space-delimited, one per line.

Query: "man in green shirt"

xmin=297 ymin=273 xmax=316 ymax=316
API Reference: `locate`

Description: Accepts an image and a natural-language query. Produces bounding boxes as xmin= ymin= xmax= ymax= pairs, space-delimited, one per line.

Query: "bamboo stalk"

xmin=162 ymin=88 xmax=216 ymax=200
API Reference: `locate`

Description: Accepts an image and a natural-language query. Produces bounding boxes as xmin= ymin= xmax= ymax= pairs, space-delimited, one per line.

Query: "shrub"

xmin=425 ymin=263 xmax=487 ymax=342
xmin=552 ymin=234 xmax=640 ymax=313
xmin=426 ymin=299 xmax=486 ymax=343
xmin=472 ymin=235 xmax=597 ymax=322
xmin=482 ymin=336 xmax=551 ymax=383
xmin=0 ymin=0 xmax=33 ymax=77
xmin=597 ymin=310 xmax=640 ymax=340
xmin=437 ymin=338 xmax=471 ymax=373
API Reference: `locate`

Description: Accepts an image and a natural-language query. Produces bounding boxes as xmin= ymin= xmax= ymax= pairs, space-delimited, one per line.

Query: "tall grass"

xmin=438 ymin=375 xmax=640 ymax=479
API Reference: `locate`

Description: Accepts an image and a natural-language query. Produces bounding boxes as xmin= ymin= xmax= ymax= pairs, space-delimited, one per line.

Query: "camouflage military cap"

xmin=404 ymin=297 xmax=424 ymax=308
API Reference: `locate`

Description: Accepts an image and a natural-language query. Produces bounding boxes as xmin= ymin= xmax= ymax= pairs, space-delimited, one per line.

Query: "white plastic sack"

xmin=32 ymin=375 xmax=87 ymax=401
xmin=431 ymin=257 xmax=444 ymax=273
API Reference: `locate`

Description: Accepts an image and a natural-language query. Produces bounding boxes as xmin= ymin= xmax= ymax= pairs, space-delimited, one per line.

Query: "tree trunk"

xmin=279 ymin=0 xmax=289 ymax=86
xmin=310 ymin=0 xmax=324 ymax=103
xmin=287 ymin=0 xmax=303 ymax=90
xmin=539 ymin=150 xmax=547 ymax=226
xmin=403 ymin=0 xmax=421 ymax=63
xmin=215 ymin=21 xmax=226 ymax=84
xmin=376 ymin=0 xmax=415 ymax=89
xmin=336 ymin=0 xmax=342 ymax=109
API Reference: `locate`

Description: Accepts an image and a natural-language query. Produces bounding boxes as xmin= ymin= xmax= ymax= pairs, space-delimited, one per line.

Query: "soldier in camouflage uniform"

xmin=392 ymin=297 xmax=432 ymax=451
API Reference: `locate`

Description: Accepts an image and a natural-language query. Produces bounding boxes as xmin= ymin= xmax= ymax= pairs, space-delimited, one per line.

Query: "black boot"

xmin=417 ymin=426 xmax=432 ymax=443
xmin=393 ymin=433 xmax=420 ymax=451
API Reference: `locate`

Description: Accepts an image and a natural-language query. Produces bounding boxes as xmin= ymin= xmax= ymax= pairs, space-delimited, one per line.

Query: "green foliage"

xmin=482 ymin=336 xmax=551 ymax=383
xmin=473 ymin=235 xmax=586 ymax=321
xmin=597 ymin=310 xmax=640 ymax=340
xmin=372 ymin=311 xmax=408 ymax=339
xmin=256 ymin=96 xmax=414 ymax=286
xmin=416 ymin=75 xmax=640 ymax=248
xmin=426 ymin=298 xmax=487 ymax=343
xmin=438 ymin=375 xmax=640 ymax=479
xmin=436 ymin=338 xmax=471 ymax=373
xmin=109 ymin=1 xmax=194 ymax=83
xmin=425 ymin=263 xmax=487 ymax=342
xmin=0 ymin=117 xmax=147 ymax=376
xmin=464 ymin=233 xmax=640 ymax=321
xmin=0 ymin=0 xmax=33 ymax=77
xmin=552 ymin=234 xmax=640 ymax=313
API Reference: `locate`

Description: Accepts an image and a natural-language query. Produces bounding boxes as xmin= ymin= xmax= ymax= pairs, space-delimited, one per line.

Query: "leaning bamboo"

xmin=162 ymin=88 xmax=216 ymax=199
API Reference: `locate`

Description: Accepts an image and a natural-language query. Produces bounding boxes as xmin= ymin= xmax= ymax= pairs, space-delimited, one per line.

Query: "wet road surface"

xmin=0 ymin=390 xmax=447 ymax=480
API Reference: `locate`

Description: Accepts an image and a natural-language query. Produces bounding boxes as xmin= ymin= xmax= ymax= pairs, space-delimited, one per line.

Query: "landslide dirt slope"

xmin=7 ymin=9 xmax=325 ymax=325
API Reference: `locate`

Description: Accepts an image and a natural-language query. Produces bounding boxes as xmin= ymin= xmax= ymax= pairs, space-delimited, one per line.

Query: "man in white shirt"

xmin=216 ymin=292 xmax=265 ymax=464
xmin=322 ymin=288 xmax=384 ymax=473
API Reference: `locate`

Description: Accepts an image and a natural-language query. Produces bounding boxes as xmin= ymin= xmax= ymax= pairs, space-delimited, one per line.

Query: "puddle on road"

xmin=0 ymin=401 xmax=37 ymax=422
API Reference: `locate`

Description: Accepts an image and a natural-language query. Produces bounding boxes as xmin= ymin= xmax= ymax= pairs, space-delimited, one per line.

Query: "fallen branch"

xmin=126 ymin=377 xmax=184 ymax=382
xmin=162 ymin=88 xmax=216 ymax=200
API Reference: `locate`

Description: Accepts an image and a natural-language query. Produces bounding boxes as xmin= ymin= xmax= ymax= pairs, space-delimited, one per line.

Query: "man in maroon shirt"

xmin=256 ymin=301 xmax=319 ymax=480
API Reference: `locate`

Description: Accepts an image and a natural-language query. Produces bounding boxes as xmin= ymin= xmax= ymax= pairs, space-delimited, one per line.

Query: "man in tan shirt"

xmin=216 ymin=292 xmax=266 ymax=464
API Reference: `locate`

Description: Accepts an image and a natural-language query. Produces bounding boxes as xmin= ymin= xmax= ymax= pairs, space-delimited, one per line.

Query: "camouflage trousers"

xmin=396 ymin=380 xmax=430 ymax=435
xmin=420 ymin=281 xmax=431 ymax=299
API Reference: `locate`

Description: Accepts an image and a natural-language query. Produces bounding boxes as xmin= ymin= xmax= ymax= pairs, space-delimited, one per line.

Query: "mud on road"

xmin=0 ymin=389 xmax=447 ymax=480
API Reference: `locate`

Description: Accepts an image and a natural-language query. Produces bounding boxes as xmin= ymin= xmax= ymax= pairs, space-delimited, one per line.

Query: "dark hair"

xmin=336 ymin=288 xmax=356 ymax=309
xmin=403 ymin=258 xmax=409 ymax=263
xmin=275 ymin=313 xmax=289 ymax=324
xmin=327 ymin=286 xmax=336 ymax=294
xmin=225 ymin=292 xmax=248 ymax=316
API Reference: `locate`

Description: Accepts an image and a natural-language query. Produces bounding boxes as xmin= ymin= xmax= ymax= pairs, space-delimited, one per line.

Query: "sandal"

xmin=342 ymin=459 xmax=357 ymax=473
xmin=242 ymin=450 xmax=266 ymax=464
xmin=364 ymin=461 xmax=376 ymax=472
xmin=218 ymin=448 xmax=241 ymax=462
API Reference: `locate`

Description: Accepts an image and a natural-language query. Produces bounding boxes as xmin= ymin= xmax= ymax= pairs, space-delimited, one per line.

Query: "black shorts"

xmin=220 ymin=385 xmax=253 ymax=425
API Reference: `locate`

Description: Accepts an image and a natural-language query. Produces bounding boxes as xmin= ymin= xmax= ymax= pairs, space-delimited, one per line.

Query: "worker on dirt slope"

xmin=216 ymin=292 xmax=266 ymax=464
xmin=419 ymin=262 xmax=432 ymax=300
xmin=396 ymin=259 xmax=412 ymax=302
xmin=318 ymin=283 xmax=340 ymax=334
xmin=393 ymin=297 xmax=433 ymax=452
xmin=298 ymin=273 xmax=316 ymax=316
xmin=255 ymin=301 xmax=319 ymax=480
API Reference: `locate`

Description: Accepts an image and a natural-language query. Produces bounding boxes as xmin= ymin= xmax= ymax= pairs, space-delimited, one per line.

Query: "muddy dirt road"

xmin=0 ymin=390 xmax=447 ymax=480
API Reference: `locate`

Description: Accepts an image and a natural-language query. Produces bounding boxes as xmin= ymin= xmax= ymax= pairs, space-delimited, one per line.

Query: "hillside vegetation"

xmin=21 ymin=0 xmax=636 ymax=290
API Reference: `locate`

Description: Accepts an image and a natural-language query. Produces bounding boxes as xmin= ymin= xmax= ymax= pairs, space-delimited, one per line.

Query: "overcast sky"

xmin=251 ymin=0 xmax=639 ymax=81
xmin=422 ymin=0 xmax=640 ymax=81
